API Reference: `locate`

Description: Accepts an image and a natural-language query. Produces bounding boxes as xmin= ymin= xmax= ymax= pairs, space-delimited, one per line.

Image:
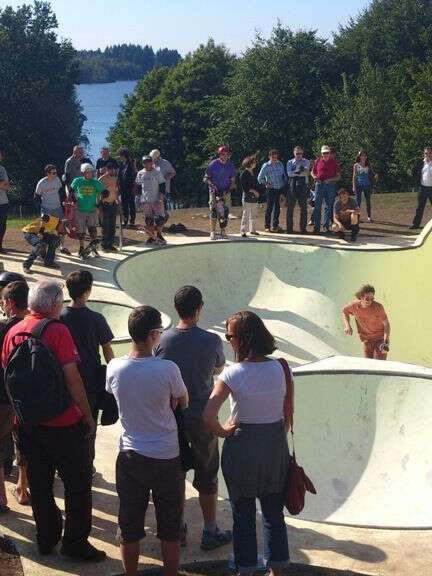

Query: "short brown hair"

xmin=269 ymin=149 xmax=279 ymax=157
xmin=66 ymin=270 xmax=93 ymax=300
xmin=44 ymin=164 xmax=57 ymax=175
xmin=242 ymin=156 xmax=256 ymax=169
xmin=2 ymin=281 xmax=29 ymax=310
xmin=355 ymin=284 xmax=375 ymax=299
xmin=226 ymin=311 xmax=276 ymax=362
xmin=128 ymin=306 xmax=161 ymax=343
xmin=337 ymin=187 xmax=349 ymax=196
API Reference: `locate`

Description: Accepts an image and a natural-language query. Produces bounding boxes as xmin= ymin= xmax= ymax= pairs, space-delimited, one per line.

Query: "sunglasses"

xmin=225 ymin=333 xmax=235 ymax=341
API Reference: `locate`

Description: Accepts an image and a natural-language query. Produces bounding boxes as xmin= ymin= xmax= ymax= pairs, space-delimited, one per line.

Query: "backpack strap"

xmin=0 ymin=317 xmax=22 ymax=350
xmin=30 ymin=318 xmax=61 ymax=340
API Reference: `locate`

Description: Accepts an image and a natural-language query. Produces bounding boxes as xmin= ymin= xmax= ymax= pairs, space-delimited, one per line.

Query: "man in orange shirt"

xmin=342 ymin=284 xmax=390 ymax=360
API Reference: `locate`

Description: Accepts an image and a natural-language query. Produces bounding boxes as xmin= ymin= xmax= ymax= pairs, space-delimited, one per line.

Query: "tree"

xmin=206 ymin=26 xmax=337 ymax=167
xmin=0 ymin=1 xmax=84 ymax=205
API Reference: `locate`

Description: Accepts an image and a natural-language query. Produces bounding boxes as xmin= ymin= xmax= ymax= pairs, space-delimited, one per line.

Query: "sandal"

xmin=11 ymin=488 xmax=31 ymax=506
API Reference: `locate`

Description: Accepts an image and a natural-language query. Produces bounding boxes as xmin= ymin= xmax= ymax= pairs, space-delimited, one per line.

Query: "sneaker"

xmin=220 ymin=230 xmax=228 ymax=239
xmin=145 ymin=238 xmax=155 ymax=245
xmin=109 ymin=245 xmax=118 ymax=252
xmin=264 ymin=227 xmax=270 ymax=233
xmin=60 ymin=542 xmax=106 ymax=563
xmin=210 ymin=231 xmax=216 ymax=240
xmin=250 ymin=231 xmax=260 ymax=235
xmin=241 ymin=233 xmax=247 ymax=238
xmin=157 ymin=233 xmax=167 ymax=245
xmin=201 ymin=529 xmax=232 ymax=551
xmin=23 ymin=264 xmax=32 ymax=274
xmin=271 ymin=226 xmax=284 ymax=233
xmin=180 ymin=523 xmax=187 ymax=548
xmin=60 ymin=247 xmax=71 ymax=255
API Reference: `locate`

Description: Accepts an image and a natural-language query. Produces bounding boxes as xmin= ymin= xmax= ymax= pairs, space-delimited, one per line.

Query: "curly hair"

xmin=226 ymin=310 xmax=276 ymax=362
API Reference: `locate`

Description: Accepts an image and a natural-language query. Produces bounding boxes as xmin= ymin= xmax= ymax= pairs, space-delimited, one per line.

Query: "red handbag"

xmin=278 ymin=358 xmax=317 ymax=515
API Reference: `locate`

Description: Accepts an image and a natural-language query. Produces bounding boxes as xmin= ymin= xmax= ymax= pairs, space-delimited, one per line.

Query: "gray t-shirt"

xmin=334 ymin=197 xmax=358 ymax=219
xmin=35 ymin=176 xmax=62 ymax=210
xmin=64 ymin=156 xmax=82 ymax=182
xmin=136 ymin=168 xmax=165 ymax=203
xmin=155 ymin=326 xmax=225 ymax=418
xmin=155 ymin=158 xmax=176 ymax=195
xmin=0 ymin=165 xmax=9 ymax=206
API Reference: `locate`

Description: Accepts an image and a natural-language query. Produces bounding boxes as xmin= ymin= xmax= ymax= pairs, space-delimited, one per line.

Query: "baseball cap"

xmin=80 ymin=163 xmax=94 ymax=173
xmin=321 ymin=145 xmax=331 ymax=154
xmin=218 ymin=145 xmax=229 ymax=155
xmin=142 ymin=155 xmax=153 ymax=163
xmin=149 ymin=149 xmax=161 ymax=159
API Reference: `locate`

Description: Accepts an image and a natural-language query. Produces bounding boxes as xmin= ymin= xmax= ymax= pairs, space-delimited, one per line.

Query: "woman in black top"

xmin=117 ymin=147 xmax=137 ymax=227
xmin=240 ymin=156 xmax=260 ymax=237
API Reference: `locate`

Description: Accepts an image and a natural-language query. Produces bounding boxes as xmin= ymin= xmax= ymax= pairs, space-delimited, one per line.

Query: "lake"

xmin=76 ymin=80 xmax=137 ymax=161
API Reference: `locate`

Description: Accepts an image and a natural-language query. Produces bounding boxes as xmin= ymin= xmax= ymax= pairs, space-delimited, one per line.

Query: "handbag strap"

xmin=278 ymin=358 xmax=294 ymax=448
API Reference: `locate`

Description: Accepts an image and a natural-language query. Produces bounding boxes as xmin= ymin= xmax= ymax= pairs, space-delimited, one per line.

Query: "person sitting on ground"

xmin=257 ymin=149 xmax=286 ymax=233
xmin=332 ymin=188 xmax=360 ymax=242
xmin=34 ymin=164 xmax=70 ymax=255
xmin=342 ymin=284 xmax=391 ymax=360
xmin=0 ymin=281 xmax=30 ymax=511
xmin=61 ymin=270 xmax=114 ymax=469
xmin=136 ymin=156 xmax=167 ymax=245
xmin=240 ymin=156 xmax=260 ymax=238
xmin=96 ymin=146 xmax=118 ymax=178
xmin=106 ymin=305 xmax=189 ymax=576
xmin=155 ymin=286 xmax=231 ymax=550
xmin=204 ymin=146 xmax=236 ymax=240
xmin=70 ymin=163 xmax=104 ymax=259
xmin=1 ymin=280 xmax=104 ymax=562
xmin=98 ymin=162 xmax=119 ymax=252
xmin=22 ymin=213 xmax=64 ymax=274
xmin=204 ymin=311 xmax=291 ymax=576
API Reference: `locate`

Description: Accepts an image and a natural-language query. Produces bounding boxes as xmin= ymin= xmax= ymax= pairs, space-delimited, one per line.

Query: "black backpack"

xmin=0 ymin=317 xmax=22 ymax=406
xmin=4 ymin=318 xmax=71 ymax=424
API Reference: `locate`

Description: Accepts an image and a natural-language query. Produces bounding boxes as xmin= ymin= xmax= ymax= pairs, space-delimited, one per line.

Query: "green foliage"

xmin=109 ymin=40 xmax=234 ymax=204
xmin=77 ymin=44 xmax=181 ymax=83
xmin=0 ymin=1 xmax=83 ymax=204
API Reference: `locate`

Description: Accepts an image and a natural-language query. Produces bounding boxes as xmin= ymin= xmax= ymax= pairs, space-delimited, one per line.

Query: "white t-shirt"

xmin=421 ymin=161 xmax=432 ymax=187
xmin=106 ymin=355 xmax=187 ymax=459
xmin=220 ymin=359 xmax=286 ymax=424
xmin=35 ymin=176 xmax=62 ymax=210
xmin=135 ymin=168 xmax=165 ymax=203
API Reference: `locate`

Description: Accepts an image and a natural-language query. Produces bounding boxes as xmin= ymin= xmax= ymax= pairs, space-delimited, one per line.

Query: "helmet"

xmin=218 ymin=145 xmax=229 ymax=155
xmin=142 ymin=155 xmax=153 ymax=163
xmin=149 ymin=149 xmax=161 ymax=160
xmin=80 ymin=163 xmax=94 ymax=174
xmin=0 ymin=271 xmax=26 ymax=289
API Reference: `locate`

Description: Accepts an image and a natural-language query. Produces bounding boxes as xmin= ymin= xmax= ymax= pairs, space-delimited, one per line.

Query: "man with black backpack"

xmin=1 ymin=280 xmax=105 ymax=563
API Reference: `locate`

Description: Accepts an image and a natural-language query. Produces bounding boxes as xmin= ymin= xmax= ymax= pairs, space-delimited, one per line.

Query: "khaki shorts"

xmin=76 ymin=210 xmax=98 ymax=235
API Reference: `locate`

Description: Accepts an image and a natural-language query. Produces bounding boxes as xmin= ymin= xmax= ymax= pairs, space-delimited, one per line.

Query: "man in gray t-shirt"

xmin=64 ymin=145 xmax=84 ymax=194
xmin=155 ymin=285 xmax=231 ymax=551
xmin=0 ymin=146 xmax=10 ymax=252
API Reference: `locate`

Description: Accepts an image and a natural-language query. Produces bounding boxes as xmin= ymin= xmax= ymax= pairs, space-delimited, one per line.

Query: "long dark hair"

xmin=226 ymin=311 xmax=276 ymax=362
xmin=355 ymin=150 xmax=370 ymax=166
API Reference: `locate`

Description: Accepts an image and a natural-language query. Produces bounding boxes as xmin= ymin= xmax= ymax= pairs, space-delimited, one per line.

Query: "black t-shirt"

xmin=240 ymin=169 xmax=259 ymax=203
xmin=60 ymin=306 xmax=114 ymax=394
xmin=96 ymin=157 xmax=118 ymax=172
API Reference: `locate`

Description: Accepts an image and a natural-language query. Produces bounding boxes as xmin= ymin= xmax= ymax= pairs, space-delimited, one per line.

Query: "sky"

xmin=4 ymin=0 xmax=371 ymax=54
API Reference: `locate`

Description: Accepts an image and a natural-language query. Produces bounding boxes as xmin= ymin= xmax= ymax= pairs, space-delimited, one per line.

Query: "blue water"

xmin=76 ymin=80 xmax=137 ymax=161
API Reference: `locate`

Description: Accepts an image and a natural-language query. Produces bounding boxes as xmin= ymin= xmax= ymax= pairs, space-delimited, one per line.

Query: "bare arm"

xmin=383 ymin=317 xmax=391 ymax=343
xmin=352 ymin=165 xmax=357 ymax=192
xmin=101 ymin=342 xmax=114 ymax=364
xmin=342 ymin=309 xmax=353 ymax=335
xmin=203 ymin=380 xmax=236 ymax=438
xmin=62 ymin=362 xmax=95 ymax=434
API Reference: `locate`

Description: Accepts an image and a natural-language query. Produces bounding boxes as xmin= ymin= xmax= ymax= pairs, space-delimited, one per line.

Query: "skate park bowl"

xmin=114 ymin=220 xmax=432 ymax=529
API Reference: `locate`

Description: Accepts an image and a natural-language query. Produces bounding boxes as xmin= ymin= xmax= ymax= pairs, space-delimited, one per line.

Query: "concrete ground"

xmin=0 ymin=228 xmax=431 ymax=576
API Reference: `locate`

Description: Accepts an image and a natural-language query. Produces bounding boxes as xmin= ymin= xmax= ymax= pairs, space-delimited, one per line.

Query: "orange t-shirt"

xmin=342 ymin=301 xmax=387 ymax=342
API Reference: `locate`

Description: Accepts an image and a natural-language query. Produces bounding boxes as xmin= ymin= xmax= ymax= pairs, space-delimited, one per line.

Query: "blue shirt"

xmin=205 ymin=159 xmax=236 ymax=192
xmin=286 ymin=158 xmax=311 ymax=183
xmin=257 ymin=160 xmax=286 ymax=190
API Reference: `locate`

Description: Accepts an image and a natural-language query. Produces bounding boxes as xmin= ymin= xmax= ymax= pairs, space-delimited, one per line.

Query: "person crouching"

xmin=22 ymin=214 xmax=62 ymax=274
xmin=332 ymin=188 xmax=360 ymax=242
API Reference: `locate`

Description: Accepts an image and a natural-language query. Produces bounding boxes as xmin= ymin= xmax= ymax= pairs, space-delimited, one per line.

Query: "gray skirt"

xmin=221 ymin=420 xmax=289 ymax=503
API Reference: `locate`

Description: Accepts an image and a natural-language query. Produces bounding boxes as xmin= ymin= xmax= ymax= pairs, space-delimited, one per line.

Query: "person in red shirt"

xmin=1 ymin=280 xmax=106 ymax=563
xmin=311 ymin=145 xmax=341 ymax=233
xmin=342 ymin=284 xmax=391 ymax=360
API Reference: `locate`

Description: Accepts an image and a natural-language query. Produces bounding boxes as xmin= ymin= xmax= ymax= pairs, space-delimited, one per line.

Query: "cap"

xmin=0 ymin=271 xmax=26 ymax=289
xmin=218 ymin=145 xmax=229 ymax=155
xmin=80 ymin=163 xmax=94 ymax=173
xmin=321 ymin=145 xmax=331 ymax=154
xmin=142 ymin=155 xmax=153 ymax=163
xmin=149 ymin=149 xmax=161 ymax=159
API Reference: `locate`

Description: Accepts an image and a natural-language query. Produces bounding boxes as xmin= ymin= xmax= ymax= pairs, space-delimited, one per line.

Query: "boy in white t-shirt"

xmin=106 ymin=305 xmax=188 ymax=576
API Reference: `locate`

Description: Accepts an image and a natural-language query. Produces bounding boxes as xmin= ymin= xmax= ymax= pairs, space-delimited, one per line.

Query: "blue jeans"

xmin=313 ymin=182 xmax=336 ymax=231
xmin=356 ymin=185 xmax=372 ymax=218
xmin=265 ymin=189 xmax=282 ymax=229
xmin=231 ymin=493 xmax=289 ymax=574
xmin=24 ymin=233 xmax=59 ymax=268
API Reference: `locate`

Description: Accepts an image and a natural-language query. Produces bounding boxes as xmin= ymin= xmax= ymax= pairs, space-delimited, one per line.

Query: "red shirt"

xmin=313 ymin=157 xmax=340 ymax=182
xmin=2 ymin=313 xmax=82 ymax=427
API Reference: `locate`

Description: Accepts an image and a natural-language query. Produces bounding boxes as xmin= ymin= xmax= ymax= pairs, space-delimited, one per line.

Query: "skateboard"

xmin=80 ymin=238 xmax=100 ymax=259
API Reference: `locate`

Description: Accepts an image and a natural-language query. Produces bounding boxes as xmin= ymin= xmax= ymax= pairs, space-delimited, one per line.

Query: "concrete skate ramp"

xmin=114 ymin=224 xmax=432 ymax=528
